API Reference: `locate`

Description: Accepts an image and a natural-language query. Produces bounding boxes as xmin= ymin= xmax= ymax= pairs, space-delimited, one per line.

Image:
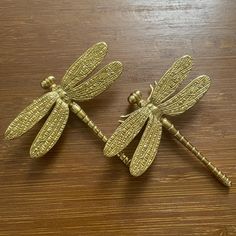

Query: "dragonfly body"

xmin=104 ymin=55 xmax=232 ymax=187
xmin=5 ymin=42 xmax=128 ymax=160
xmin=128 ymin=90 xmax=232 ymax=187
xmin=104 ymin=55 xmax=196 ymax=174
xmin=129 ymin=91 xmax=163 ymax=117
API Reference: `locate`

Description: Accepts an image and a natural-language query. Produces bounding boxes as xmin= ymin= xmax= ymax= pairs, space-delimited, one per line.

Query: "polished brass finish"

xmin=160 ymin=117 xmax=231 ymax=187
xmin=70 ymin=102 xmax=130 ymax=165
xmin=104 ymin=55 xmax=232 ymax=187
xmin=5 ymin=42 xmax=130 ymax=164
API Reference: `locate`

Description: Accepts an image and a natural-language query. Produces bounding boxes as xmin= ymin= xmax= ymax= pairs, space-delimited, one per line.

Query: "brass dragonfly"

xmin=104 ymin=55 xmax=232 ymax=187
xmin=5 ymin=42 xmax=128 ymax=163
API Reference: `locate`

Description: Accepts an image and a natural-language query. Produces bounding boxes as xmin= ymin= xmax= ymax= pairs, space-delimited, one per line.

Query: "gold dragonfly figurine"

xmin=5 ymin=42 xmax=129 ymax=163
xmin=104 ymin=55 xmax=232 ymax=187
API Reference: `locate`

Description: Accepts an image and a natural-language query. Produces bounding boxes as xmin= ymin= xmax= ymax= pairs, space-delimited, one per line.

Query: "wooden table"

xmin=0 ymin=1 xmax=235 ymax=235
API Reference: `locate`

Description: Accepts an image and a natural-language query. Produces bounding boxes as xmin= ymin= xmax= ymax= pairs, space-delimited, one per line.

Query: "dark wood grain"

xmin=0 ymin=1 xmax=236 ymax=235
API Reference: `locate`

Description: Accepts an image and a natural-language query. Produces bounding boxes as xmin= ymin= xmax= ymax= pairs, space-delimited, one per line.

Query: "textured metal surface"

xmin=104 ymin=55 xmax=231 ymax=187
xmin=104 ymin=106 xmax=151 ymax=157
xmin=150 ymin=55 xmax=192 ymax=105
xmin=130 ymin=115 xmax=162 ymax=177
xmin=62 ymin=42 xmax=108 ymax=90
xmin=70 ymin=102 xmax=108 ymax=143
xmin=1 ymin=1 xmax=236 ymax=234
xmin=70 ymin=102 xmax=131 ymax=166
xmin=159 ymin=75 xmax=211 ymax=116
xmin=30 ymin=98 xmax=69 ymax=158
xmin=160 ymin=117 xmax=232 ymax=187
xmin=5 ymin=42 xmax=125 ymax=159
xmin=67 ymin=61 xmax=123 ymax=101
xmin=5 ymin=91 xmax=59 ymax=140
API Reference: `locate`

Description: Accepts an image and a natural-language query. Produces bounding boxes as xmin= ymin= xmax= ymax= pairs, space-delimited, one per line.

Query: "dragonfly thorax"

xmin=41 ymin=76 xmax=71 ymax=104
xmin=128 ymin=90 xmax=160 ymax=114
xmin=146 ymin=102 xmax=161 ymax=116
xmin=54 ymin=86 xmax=71 ymax=104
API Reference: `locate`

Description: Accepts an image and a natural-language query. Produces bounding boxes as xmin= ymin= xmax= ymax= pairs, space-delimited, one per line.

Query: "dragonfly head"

xmin=41 ymin=76 xmax=57 ymax=90
xmin=128 ymin=90 xmax=144 ymax=107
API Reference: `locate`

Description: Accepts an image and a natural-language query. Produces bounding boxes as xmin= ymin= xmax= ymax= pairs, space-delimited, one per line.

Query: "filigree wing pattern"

xmin=30 ymin=98 xmax=69 ymax=158
xmin=130 ymin=116 xmax=162 ymax=177
xmin=67 ymin=61 xmax=123 ymax=101
xmin=62 ymin=42 xmax=108 ymax=90
xmin=104 ymin=107 xmax=151 ymax=157
xmin=5 ymin=91 xmax=59 ymax=140
xmin=159 ymin=75 xmax=211 ymax=116
xmin=151 ymin=55 xmax=192 ymax=105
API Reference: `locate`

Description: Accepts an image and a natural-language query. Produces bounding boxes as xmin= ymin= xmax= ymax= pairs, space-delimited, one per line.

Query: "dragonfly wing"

xmin=160 ymin=75 xmax=211 ymax=116
xmin=151 ymin=55 xmax=192 ymax=105
xmin=130 ymin=115 xmax=162 ymax=177
xmin=104 ymin=107 xmax=151 ymax=157
xmin=67 ymin=61 xmax=123 ymax=101
xmin=62 ymin=42 xmax=108 ymax=90
xmin=30 ymin=98 xmax=69 ymax=158
xmin=5 ymin=91 xmax=59 ymax=140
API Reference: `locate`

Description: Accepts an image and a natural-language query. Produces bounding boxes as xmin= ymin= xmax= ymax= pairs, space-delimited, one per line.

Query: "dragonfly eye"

xmin=41 ymin=76 xmax=56 ymax=89
xmin=128 ymin=90 xmax=142 ymax=105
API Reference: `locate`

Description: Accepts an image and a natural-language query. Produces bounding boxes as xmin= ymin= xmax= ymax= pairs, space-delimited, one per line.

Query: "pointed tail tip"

xmin=225 ymin=180 xmax=232 ymax=188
